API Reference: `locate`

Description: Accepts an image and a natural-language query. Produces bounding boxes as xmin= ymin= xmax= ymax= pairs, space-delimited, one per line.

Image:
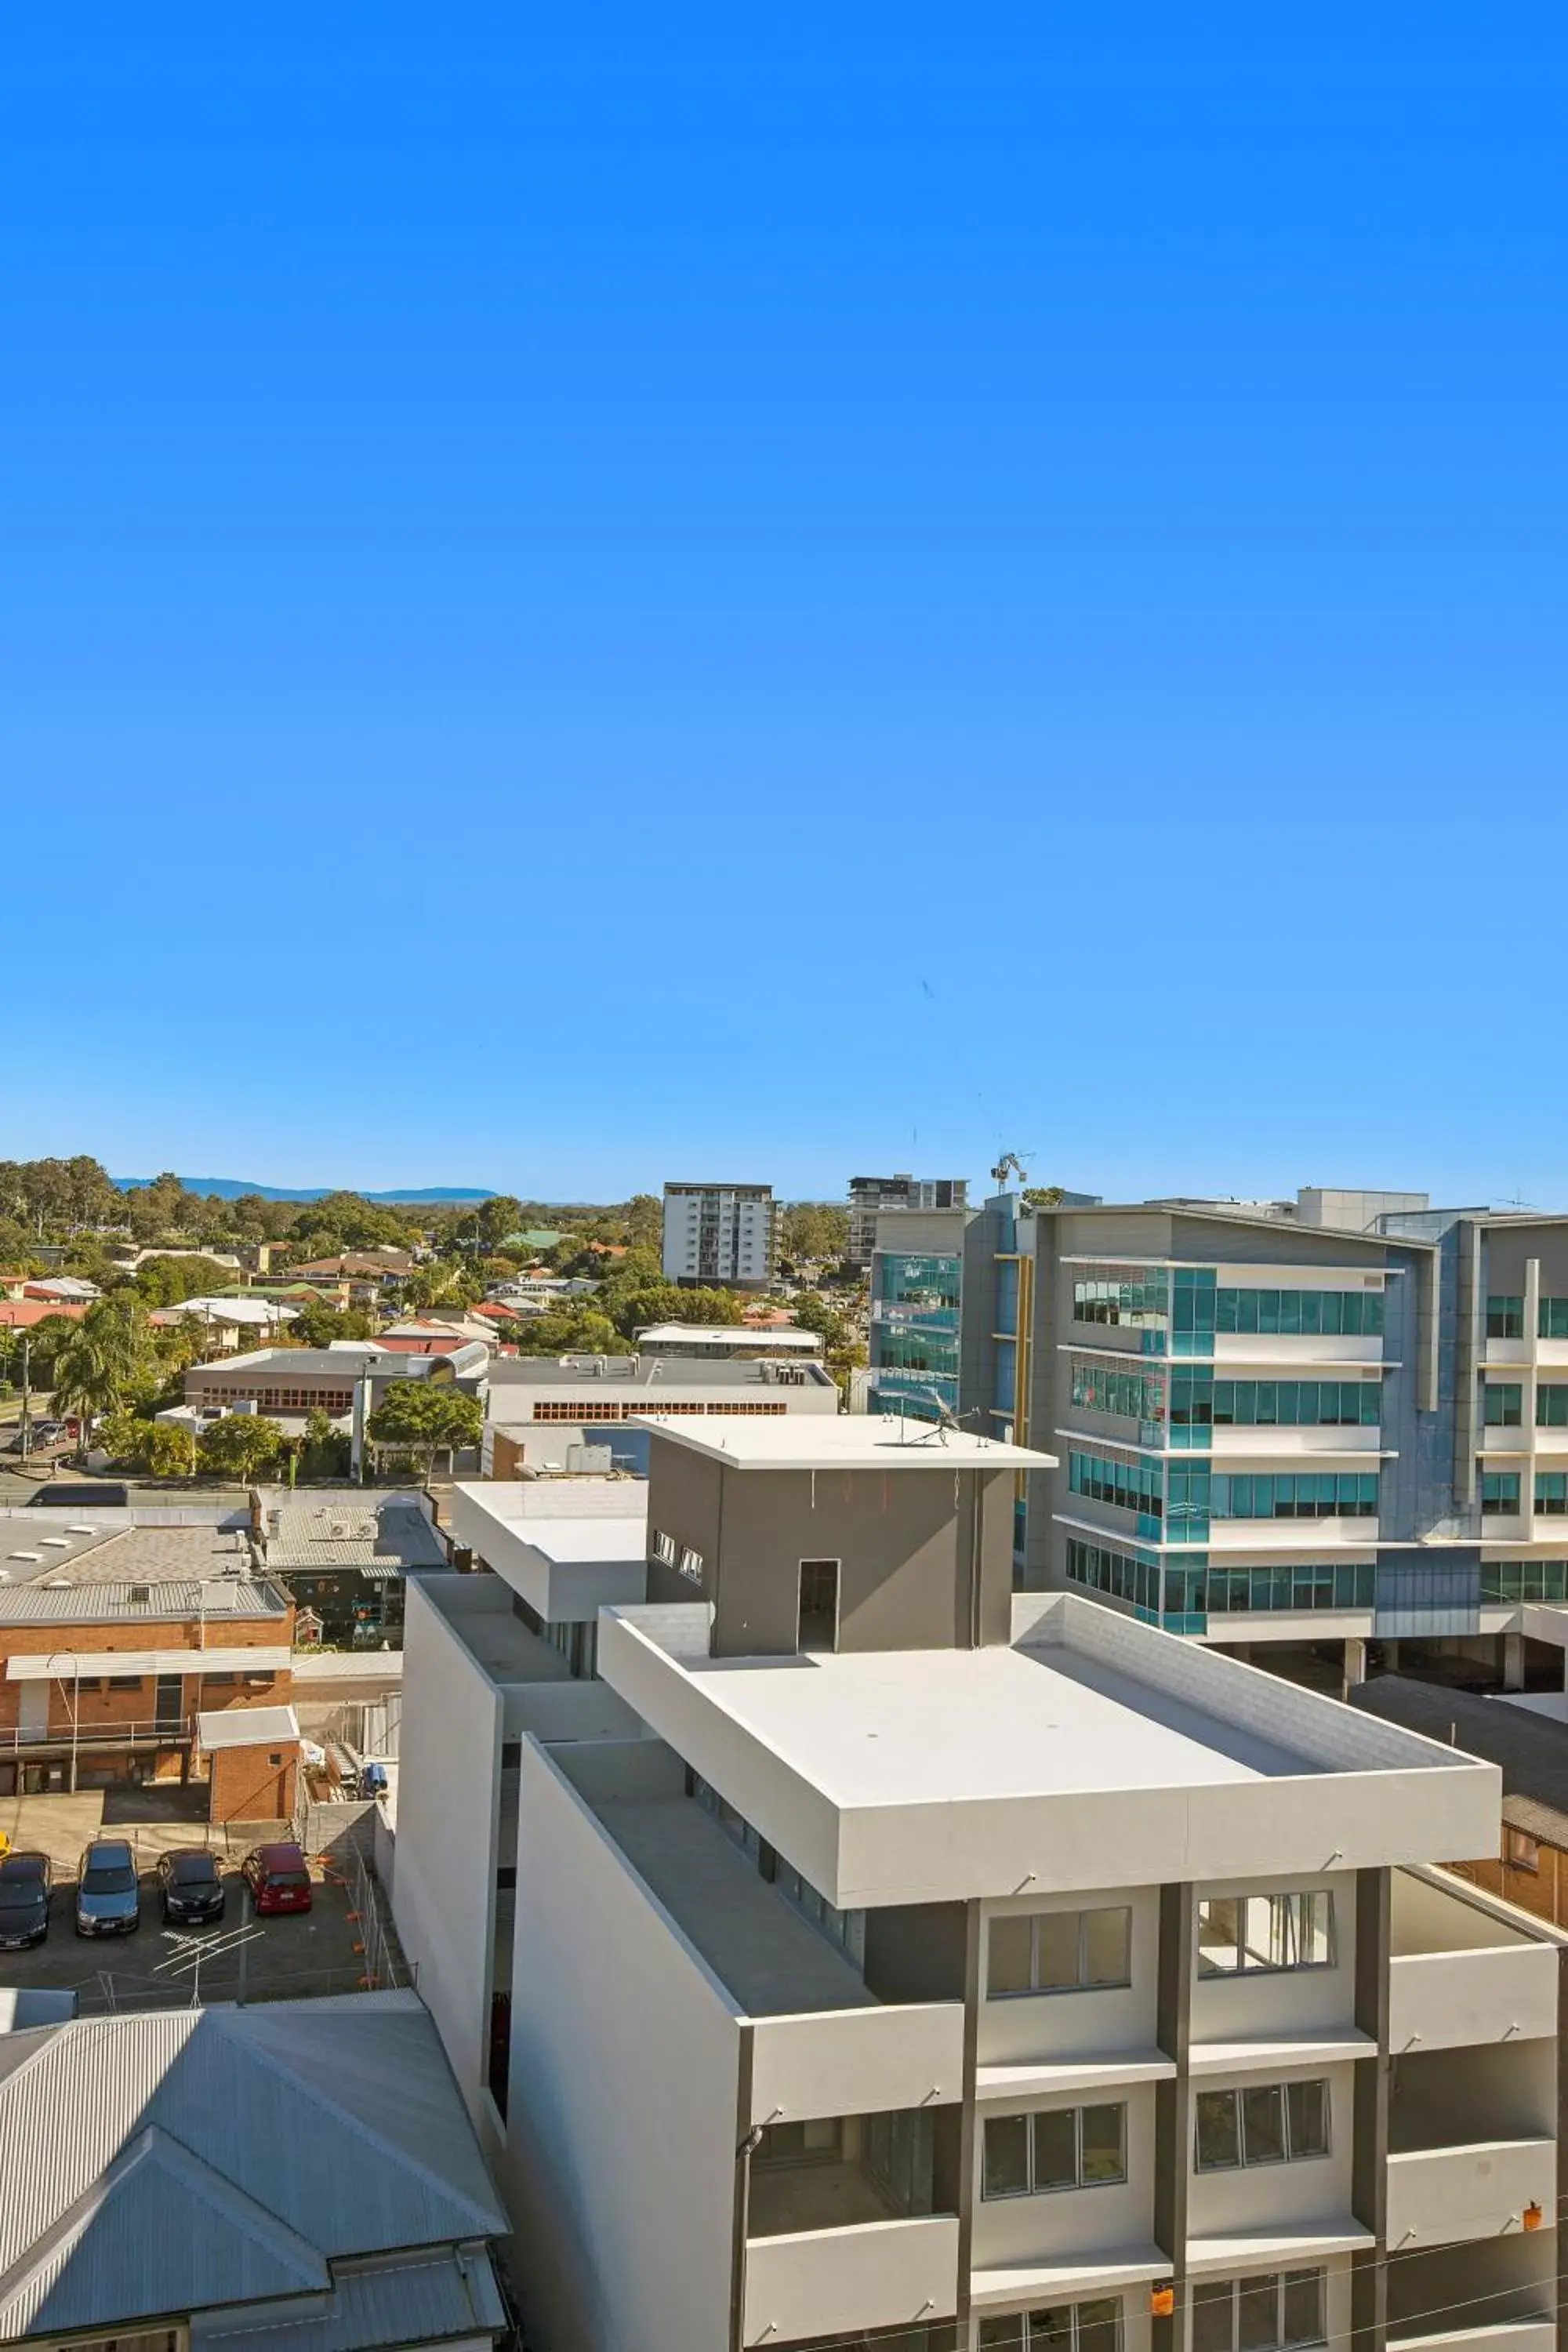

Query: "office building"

xmin=866 ymin=1202 xmax=971 ymax=1422
xmin=437 ymin=1414 xmax=1550 ymax=2352
xmin=848 ymin=1174 xmax=970 ymax=1272
xmin=662 ymin=1182 xmax=779 ymax=1289
xmin=960 ymin=1186 xmax=1568 ymax=1697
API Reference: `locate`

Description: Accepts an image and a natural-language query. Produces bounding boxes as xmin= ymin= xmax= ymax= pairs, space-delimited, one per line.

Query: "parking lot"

xmin=0 ymin=1792 xmax=401 ymax=2013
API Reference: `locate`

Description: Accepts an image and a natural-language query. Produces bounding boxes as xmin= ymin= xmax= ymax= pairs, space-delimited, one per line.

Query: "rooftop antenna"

xmin=906 ymin=1392 xmax=986 ymax=1446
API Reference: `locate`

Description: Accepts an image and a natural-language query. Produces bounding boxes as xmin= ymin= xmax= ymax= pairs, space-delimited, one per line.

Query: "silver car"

xmin=75 ymin=1838 xmax=140 ymax=1936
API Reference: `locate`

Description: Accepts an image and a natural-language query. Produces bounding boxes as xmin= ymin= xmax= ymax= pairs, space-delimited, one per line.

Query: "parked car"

xmin=157 ymin=1848 xmax=226 ymax=1926
xmin=74 ymin=1838 xmax=141 ymax=1936
xmin=0 ymin=1852 xmax=52 ymax=1949
xmin=241 ymin=1842 xmax=314 ymax=1915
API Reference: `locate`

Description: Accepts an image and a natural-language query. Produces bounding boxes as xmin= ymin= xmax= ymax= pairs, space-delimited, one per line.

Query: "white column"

xmin=1504 ymin=1630 xmax=1527 ymax=1691
xmin=1343 ymin=1637 xmax=1368 ymax=1697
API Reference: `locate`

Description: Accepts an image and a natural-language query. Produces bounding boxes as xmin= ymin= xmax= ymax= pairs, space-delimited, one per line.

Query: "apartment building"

xmin=662 ymin=1182 xmax=779 ymax=1289
xmin=848 ymin=1175 xmax=970 ymax=1272
xmin=431 ymin=1413 xmax=1553 ymax=2352
xmin=484 ymin=1348 xmax=837 ymax=1475
xmin=959 ymin=1188 xmax=1568 ymax=1697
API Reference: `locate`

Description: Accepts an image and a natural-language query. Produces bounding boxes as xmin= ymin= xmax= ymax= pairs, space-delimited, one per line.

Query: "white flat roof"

xmin=633 ymin=1413 xmax=1054 ymax=1471
xmin=504 ymin=1517 xmax=648 ymax=1565
xmin=196 ymin=1703 xmax=300 ymax=1751
xmin=673 ymin=1642 xmax=1313 ymax=1808
xmin=636 ymin=1323 xmax=822 ymax=1348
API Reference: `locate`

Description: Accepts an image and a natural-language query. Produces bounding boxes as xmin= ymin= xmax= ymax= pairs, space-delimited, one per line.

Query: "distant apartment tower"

xmin=867 ymin=1201 xmax=972 ymax=1423
xmin=848 ymin=1173 xmax=969 ymax=1272
xmin=662 ymin=1181 xmax=779 ymax=1290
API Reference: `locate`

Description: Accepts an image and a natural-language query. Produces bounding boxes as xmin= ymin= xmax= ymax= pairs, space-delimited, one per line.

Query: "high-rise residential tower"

xmin=848 ymin=1174 xmax=969 ymax=1273
xmin=662 ymin=1181 xmax=779 ymax=1290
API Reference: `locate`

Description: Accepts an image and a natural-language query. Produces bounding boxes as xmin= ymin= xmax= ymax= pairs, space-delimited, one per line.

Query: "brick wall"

xmin=0 ymin=1610 xmax=294 ymax=1738
xmin=209 ymin=1738 xmax=299 ymax=1824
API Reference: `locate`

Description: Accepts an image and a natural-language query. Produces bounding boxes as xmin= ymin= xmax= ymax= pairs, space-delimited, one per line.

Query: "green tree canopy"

xmin=366 ymin=1381 xmax=483 ymax=1473
xmin=290 ymin=1301 xmax=376 ymax=1347
xmin=49 ymin=1296 xmax=154 ymax=1445
xmin=132 ymin=1253 xmax=235 ymax=1307
xmin=620 ymin=1193 xmax=662 ymax=1251
xmin=506 ymin=1308 xmax=633 ymax=1358
xmin=780 ymin=1201 xmax=850 ymax=1265
xmin=197 ymin=1414 xmax=286 ymax=1480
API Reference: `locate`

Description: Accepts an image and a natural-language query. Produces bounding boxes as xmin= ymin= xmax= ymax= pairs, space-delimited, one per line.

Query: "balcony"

xmin=1386 ymin=2139 xmax=1556 ymax=2249
xmin=742 ymin=2212 xmax=960 ymax=2347
xmin=1389 ymin=1871 xmax=1561 ymax=2053
xmin=751 ymin=1999 xmax=964 ymax=2125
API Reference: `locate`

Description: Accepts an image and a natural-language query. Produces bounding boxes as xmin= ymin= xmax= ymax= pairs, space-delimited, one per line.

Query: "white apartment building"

xmin=663 ymin=1182 xmax=780 ymax=1289
xmin=391 ymin=1414 xmax=1562 ymax=2352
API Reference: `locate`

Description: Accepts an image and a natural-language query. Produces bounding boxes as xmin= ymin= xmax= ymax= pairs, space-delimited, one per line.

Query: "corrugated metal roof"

xmin=264 ymin=1503 xmax=445 ymax=1572
xmin=0 ymin=1993 xmax=506 ymax=2344
xmin=190 ymin=2248 xmax=506 ymax=2352
xmin=0 ymin=1579 xmax=286 ymax=1624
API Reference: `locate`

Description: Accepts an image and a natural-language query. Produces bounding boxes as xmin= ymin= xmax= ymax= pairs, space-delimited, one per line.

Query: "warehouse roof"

xmin=0 ymin=1991 xmax=506 ymax=2343
xmin=0 ymin=1519 xmax=258 ymax=1594
xmin=0 ymin=1577 xmax=286 ymax=1624
xmin=259 ymin=1496 xmax=446 ymax=1571
xmin=1352 ymin=1675 xmax=1568 ymax=1849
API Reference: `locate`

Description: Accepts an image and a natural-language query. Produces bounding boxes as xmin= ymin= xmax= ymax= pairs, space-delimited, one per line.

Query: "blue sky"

xmin=5 ymin=5 xmax=1566 ymax=1204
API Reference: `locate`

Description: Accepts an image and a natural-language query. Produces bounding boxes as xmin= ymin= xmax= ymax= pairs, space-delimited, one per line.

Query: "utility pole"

xmin=18 ymin=1334 xmax=31 ymax=1462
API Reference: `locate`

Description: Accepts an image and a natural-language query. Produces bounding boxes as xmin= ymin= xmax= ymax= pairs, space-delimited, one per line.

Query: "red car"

xmin=241 ymin=1842 xmax=314 ymax=1915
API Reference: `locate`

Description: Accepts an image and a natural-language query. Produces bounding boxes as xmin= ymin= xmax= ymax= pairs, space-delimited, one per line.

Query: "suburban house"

xmin=149 ymin=1294 xmax=300 ymax=1352
xmin=0 ymin=1991 xmax=510 ymax=2352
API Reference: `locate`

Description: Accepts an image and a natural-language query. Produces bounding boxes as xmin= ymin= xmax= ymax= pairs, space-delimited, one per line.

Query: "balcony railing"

xmin=0 ymin=1711 xmax=198 ymax=1758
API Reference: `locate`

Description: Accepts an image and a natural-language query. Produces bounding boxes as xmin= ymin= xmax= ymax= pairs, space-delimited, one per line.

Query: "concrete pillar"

xmin=1343 ymin=1638 xmax=1368 ymax=1698
xmin=1504 ymin=1632 xmax=1526 ymax=1691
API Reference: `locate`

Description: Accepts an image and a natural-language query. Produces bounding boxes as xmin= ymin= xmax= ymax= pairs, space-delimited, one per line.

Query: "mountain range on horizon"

xmin=114 ymin=1176 xmax=498 ymax=1204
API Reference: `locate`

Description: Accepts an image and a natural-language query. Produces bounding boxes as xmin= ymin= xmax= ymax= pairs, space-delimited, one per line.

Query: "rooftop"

xmin=260 ymin=1496 xmax=447 ymax=1571
xmin=0 ymin=1516 xmax=258 ymax=1593
xmin=0 ymin=1991 xmax=504 ymax=2344
xmin=633 ymin=1412 xmax=1054 ymax=1471
xmin=197 ymin=1702 xmax=300 ymax=1751
xmin=487 ymin=1352 xmax=834 ymax=1392
xmin=595 ymin=1592 xmax=1501 ymax=1906
xmin=1351 ymin=1675 xmax=1568 ymax=1847
xmin=0 ymin=1577 xmax=286 ymax=1624
xmin=633 ymin=1323 xmax=822 ymax=1350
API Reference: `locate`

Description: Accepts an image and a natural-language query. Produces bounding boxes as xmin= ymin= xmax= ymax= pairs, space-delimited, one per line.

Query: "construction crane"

xmin=990 ymin=1151 xmax=1029 ymax=1189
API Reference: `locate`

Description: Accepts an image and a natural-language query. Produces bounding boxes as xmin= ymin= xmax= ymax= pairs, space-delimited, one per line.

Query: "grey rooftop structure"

xmin=0 ymin=1990 xmax=507 ymax=2347
xmin=258 ymin=1494 xmax=448 ymax=1573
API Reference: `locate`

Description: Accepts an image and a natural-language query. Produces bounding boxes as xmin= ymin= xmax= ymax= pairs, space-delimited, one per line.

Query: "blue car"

xmin=75 ymin=1838 xmax=140 ymax=1937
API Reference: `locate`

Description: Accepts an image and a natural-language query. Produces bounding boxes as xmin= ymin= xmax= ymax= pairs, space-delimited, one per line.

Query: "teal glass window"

xmin=1072 ymin=1268 xmax=1170 ymax=1331
xmin=1172 ymin=1269 xmax=1217 ymax=1357
xmin=1069 ymin=1450 xmax=1163 ymax=1524
xmin=1214 ymin=1288 xmax=1384 ymax=1338
xmin=1070 ymin=1361 xmax=1164 ymax=1425
xmin=1482 ymin=1560 xmax=1568 ymax=1603
xmin=1481 ymin=1470 xmax=1522 ymax=1514
xmin=1170 ymin=1368 xmax=1214 ymax=1444
xmin=1538 ymin=1388 xmax=1568 ymax=1426
xmin=1541 ymin=1298 xmax=1568 ymax=1340
xmin=1207 ymin=1563 xmax=1376 ymax=1613
xmin=877 ymin=1253 xmax=960 ymax=1325
xmin=1167 ymin=1461 xmax=1210 ymax=1539
xmin=1065 ymin=1537 xmax=1186 ymax=1625
xmin=1486 ymin=1296 xmax=1525 ymax=1340
xmin=873 ymin=1327 xmax=960 ymax=1377
xmin=1211 ymin=1473 xmax=1378 ymax=1521
xmin=1535 ymin=1474 xmax=1568 ymax=1516
xmin=1212 ymin=1381 xmax=1380 ymax=1428
xmin=1484 ymin=1383 xmax=1524 ymax=1428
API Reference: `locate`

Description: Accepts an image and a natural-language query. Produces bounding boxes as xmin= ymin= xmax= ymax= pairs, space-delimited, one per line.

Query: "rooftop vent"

xmin=129 ymin=1584 xmax=151 ymax=1603
xmin=41 ymin=1536 xmax=71 ymax=1549
xmin=44 ymin=1577 xmax=70 ymax=1588
xmin=9 ymin=1552 xmax=41 ymax=1564
xmin=64 ymin=1526 xmax=96 ymax=1537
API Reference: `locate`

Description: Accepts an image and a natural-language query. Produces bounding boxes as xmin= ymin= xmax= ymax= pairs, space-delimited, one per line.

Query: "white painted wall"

xmin=390 ymin=1577 xmax=502 ymax=2120
xmin=503 ymin=1737 xmax=742 ymax=2352
xmin=1185 ymin=2060 xmax=1356 ymax=2239
xmin=970 ymin=2081 xmax=1157 ymax=2270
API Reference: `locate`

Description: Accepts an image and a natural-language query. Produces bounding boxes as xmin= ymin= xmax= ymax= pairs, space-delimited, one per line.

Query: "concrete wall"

xmin=978 ymin=1885 xmax=1160 ymax=2065
xmin=390 ymin=1577 xmax=503 ymax=2120
xmin=645 ymin=1446 xmax=1017 ymax=1657
xmin=503 ymin=1737 xmax=742 ymax=2352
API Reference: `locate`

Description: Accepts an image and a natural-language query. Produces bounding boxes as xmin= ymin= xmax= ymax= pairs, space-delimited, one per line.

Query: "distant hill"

xmin=114 ymin=1177 xmax=498 ymax=1204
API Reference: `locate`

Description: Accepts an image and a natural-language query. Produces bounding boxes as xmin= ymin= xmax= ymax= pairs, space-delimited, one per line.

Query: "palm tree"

xmin=49 ymin=1296 xmax=151 ymax=1456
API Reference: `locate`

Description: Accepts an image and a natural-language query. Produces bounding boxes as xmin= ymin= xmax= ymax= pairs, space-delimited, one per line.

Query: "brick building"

xmin=0 ymin=1514 xmax=295 ymax=1807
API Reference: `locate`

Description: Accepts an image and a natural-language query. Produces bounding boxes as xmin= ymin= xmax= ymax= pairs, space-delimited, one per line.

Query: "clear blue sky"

xmin=5 ymin=5 xmax=1566 ymax=1205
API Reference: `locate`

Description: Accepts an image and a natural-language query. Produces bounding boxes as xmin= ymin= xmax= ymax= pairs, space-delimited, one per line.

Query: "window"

xmin=1072 ymin=1269 xmax=1170 ymax=1332
xmin=1507 ymin=1828 xmax=1541 ymax=1874
xmin=1541 ymin=1298 xmax=1568 ymax=1340
xmin=1481 ymin=1471 xmax=1522 ymax=1515
xmin=1198 ymin=1892 xmax=1332 ymax=1974
xmin=1487 ymin=1295 xmax=1525 ymax=1340
xmin=1211 ymin=1472 xmax=1377 ymax=1521
xmin=1214 ymin=1288 xmax=1383 ymax=1337
xmin=1483 ymin=1383 xmax=1523 ymax=1428
xmin=1071 ymin=1361 xmax=1165 ymax=1425
xmin=677 ymin=1544 xmax=704 ymax=1586
xmin=651 ymin=1528 xmax=677 ymax=1567
xmin=1069 ymin=1450 xmax=1163 ymax=1522
xmin=1195 ymin=2081 xmax=1329 ymax=2170
xmin=1482 ymin=1560 xmax=1568 ymax=1603
xmin=1207 ymin=1563 xmax=1376 ymax=1613
xmin=981 ymin=2299 xmax=1124 ymax=2352
xmin=1192 ymin=2271 xmax=1327 ymax=2352
xmin=989 ymin=1907 xmax=1132 ymax=1998
xmin=982 ymin=2104 xmax=1127 ymax=2198
xmin=1539 ymin=1388 xmax=1568 ymax=1426
xmin=107 ymin=1675 xmax=141 ymax=1691
xmin=1212 ymin=1380 xmax=1381 ymax=1429
xmin=1065 ymin=1537 xmax=1167 ymax=1626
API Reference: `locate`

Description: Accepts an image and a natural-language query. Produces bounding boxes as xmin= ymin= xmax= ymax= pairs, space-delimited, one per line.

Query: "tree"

xmin=507 ymin=1308 xmax=632 ymax=1358
xmin=474 ymin=1195 xmax=524 ymax=1252
xmin=97 ymin=1408 xmax=156 ymax=1468
xmin=409 ymin=1262 xmax=481 ymax=1312
xmin=49 ymin=1296 xmax=154 ymax=1450
xmin=296 ymin=1406 xmax=352 ymax=1481
xmin=147 ymin=1421 xmax=198 ymax=1479
xmin=780 ymin=1202 xmax=850 ymax=1265
xmin=1021 ymin=1185 xmax=1066 ymax=1211
xmin=197 ymin=1414 xmax=285 ymax=1481
xmin=291 ymin=1301 xmax=376 ymax=1347
xmin=366 ymin=1381 xmax=483 ymax=1478
xmin=133 ymin=1253 xmax=234 ymax=1307
xmin=621 ymin=1193 xmax=662 ymax=1251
